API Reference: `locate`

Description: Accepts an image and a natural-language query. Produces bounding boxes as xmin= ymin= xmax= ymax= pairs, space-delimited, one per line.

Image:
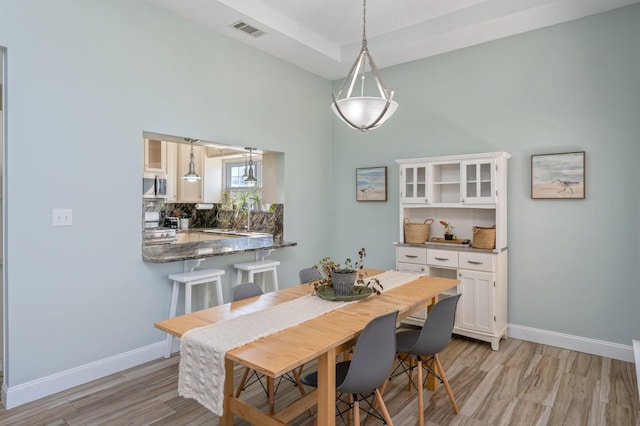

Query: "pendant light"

xmin=332 ymin=0 xmax=398 ymax=131
xmin=241 ymin=155 xmax=249 ymax=180
xmin=182 ymin=138 xmax=201 ymax=182
xmin=244 ymin=147 xmax=258 ymax=186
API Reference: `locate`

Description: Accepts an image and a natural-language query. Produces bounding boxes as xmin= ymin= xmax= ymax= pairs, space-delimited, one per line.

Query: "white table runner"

xmin=178 ymin=270 xmax=421 ymax=415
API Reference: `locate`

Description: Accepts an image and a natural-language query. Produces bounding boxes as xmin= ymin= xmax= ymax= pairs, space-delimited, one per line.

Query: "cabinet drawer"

xmin=396 ymin=261 xmax=426 ymax=274
xmin=459 ymin=252 xmax=495 ymax=272
xmin=427 ymin=249 xmax=458 ymax=268
xmin=396 ymin=246 xmax=427 ymax=264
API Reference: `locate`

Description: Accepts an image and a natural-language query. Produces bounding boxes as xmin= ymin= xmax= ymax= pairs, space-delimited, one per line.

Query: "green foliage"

xmin=309 ymin=248 xmax=383 ymax=295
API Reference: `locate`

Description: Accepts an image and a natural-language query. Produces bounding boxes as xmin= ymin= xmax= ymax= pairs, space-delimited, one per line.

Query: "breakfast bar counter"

xmin=143 ymin=235 xmax=297 ymax=263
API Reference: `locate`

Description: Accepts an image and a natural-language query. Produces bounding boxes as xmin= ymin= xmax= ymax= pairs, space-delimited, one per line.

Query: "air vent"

xmin=230 ymin=21 xmax=265 ymax=38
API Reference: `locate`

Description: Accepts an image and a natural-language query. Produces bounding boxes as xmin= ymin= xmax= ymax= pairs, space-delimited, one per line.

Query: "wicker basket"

xmin=472 ymin=226 xmax=496 ymax=249
xmin=403 ymin=218 xmax=434 ymax=244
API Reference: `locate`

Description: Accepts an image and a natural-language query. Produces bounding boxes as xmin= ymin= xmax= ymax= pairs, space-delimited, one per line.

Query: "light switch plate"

xmin=52 ymin=209 xmax=72 ymax=227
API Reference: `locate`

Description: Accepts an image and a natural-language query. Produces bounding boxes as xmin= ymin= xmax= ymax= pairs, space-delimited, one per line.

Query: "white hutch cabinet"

xmin=395 ymin=152 xmax=510 ymax=350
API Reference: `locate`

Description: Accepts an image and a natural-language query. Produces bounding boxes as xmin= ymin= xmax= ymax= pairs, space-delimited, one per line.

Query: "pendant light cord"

xmin=361 ymin=0 xmax=367 ymax=50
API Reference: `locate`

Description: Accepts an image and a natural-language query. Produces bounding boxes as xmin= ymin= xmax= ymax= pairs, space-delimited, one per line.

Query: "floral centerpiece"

xmin=309 ymin=248 xmax=383 ymax=297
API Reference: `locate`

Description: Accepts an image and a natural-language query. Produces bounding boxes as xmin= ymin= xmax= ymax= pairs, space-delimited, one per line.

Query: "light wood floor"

xmin=0 ymin=336 xmax=637 ymax=425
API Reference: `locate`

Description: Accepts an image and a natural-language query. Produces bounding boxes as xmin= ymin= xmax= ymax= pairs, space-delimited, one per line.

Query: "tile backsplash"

xmin=143 ymin=202 xmax=284 ymax=243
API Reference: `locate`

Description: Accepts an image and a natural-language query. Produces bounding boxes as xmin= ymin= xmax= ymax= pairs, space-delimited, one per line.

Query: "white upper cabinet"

xmin=143 ymin=139 xmax=166 ymax=173
xmin=397 ymin=153 xmax=507 ymax=208
xmin=400 ymin=163 xmax=429 ymax=203
xmin=461 ymin=159 xmax=495 ymax=204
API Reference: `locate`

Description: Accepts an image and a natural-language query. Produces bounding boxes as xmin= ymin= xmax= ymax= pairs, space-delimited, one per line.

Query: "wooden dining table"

xmin=154 ymin=269 xmax=459 ymax=425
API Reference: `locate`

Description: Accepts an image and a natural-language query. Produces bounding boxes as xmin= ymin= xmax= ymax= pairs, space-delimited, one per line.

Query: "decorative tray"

xmin=317 ymin=285 xmax=373 ymax=301
xmin=429 ymin=238 xmax=471 ymax=245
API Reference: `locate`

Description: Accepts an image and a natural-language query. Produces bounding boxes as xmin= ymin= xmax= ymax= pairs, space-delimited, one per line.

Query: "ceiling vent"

xmin=230 ymin=21 xmax=265 ymax=38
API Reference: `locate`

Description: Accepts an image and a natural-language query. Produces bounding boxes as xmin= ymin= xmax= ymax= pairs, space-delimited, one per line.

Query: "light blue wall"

xmin=0 ymin=0 xmax=638 ymax=397
xmin=331 ymin=5 xmax=640 ymax=345
xmin=0 ymin=0 xmax=331 ymax=386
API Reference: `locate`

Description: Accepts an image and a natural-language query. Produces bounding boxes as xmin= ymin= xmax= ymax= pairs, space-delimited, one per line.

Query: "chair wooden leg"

xmin=417 ymin=359 xmax=424 ymax=426
xmin=434 ymin=353 xmax=459 ymax=414
xmin=353 ymin=398 xmax=360 ymax=426
xmin=347 ymin=394 xmax=354 ymax=425
xmin=292 ymin=365 xmax=314 ymax=416
xmin=374 ymin=389 xmax=394 ymax=426
xmin=235 ymin=367 xmax=251 ymax=398
xmin=373 ymin=378 xmax=389 ymax=409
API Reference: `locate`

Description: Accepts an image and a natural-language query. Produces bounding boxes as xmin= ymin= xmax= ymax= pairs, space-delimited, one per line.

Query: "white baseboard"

xmin=2 ymin=341 xmax=166 ymax=410
xmin=508 ymin=324 xmax=634 ymax=362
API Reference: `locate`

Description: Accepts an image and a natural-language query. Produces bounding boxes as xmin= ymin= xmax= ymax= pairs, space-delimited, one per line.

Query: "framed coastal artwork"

xmin=531 ymin=151 xmax=585 ymax=199
xmin=356 ymin=166 xmax=387 ymax=201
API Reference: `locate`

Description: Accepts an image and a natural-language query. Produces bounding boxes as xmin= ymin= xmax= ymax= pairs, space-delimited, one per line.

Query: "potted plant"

xmin=440 ymin=220 xmax=455 ymax=240
xmin=309 ymin=248 xmax=383 ymax=297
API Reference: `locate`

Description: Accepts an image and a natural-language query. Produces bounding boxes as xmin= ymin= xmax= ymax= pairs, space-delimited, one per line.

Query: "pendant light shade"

xmin=183 ymin=138 xmax=201 ymax=182
xmin=331 ymin=96 xmax=398 ymax=130
xmin=244 ymin=147 xmax=258 ymax=186
xmin=332 ymin=0 xmax=397 ymax=132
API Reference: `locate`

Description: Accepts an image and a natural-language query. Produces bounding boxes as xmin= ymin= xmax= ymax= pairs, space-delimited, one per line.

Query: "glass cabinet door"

xmin=401 ymin=164 xmax=428 ymax=203
xmin=461 ymin=160 xmax=495 ymax=204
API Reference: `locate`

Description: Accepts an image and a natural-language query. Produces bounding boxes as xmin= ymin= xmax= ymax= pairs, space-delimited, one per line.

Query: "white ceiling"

xmin=146 ymin=0 xmax=640 ymax=80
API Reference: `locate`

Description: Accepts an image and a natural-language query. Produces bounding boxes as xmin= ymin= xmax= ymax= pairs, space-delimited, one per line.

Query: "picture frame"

xmin=531 ymin=151 xmax=585 ymax=199
xmin=356 ymin=166 xmax=387 ymax=201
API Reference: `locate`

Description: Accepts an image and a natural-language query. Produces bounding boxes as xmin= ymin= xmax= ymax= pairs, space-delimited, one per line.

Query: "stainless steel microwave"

xmin=143 ymin=173 xmax=167 ymax=199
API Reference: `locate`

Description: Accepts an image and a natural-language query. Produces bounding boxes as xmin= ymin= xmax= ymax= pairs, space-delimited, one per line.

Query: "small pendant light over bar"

xmin=183 ymin=138 xmax=201 ymax=182
xmin=244 ymin=147 xmax=258 ymax=186
xmin=332 ymin=0 xmax=398 ymax=131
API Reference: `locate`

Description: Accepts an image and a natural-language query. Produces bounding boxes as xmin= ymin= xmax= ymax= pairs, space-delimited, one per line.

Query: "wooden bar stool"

xmin=233 ymin=260 xmax=280 ymax=292
xmin=164 ymin=268 xmax=225 ymax=358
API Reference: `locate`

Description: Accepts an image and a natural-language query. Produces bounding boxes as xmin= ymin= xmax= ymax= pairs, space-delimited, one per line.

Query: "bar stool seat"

xmin=233 ymin=260 xmax=280 ymax=292
xmin=164 ymin=268 xmax=225 ymax=358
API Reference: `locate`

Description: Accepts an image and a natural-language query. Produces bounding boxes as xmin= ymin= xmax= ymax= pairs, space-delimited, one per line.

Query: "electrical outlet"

xmin=52 ymin=209 xmax=72 ymax=227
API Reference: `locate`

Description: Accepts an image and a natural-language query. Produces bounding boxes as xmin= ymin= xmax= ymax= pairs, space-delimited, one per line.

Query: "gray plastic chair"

xmin=231 ymin=282 xmax=266 ymax=398
xmin=231 ymin=282 xmax=309 ymax=415
xmin=232 ymin=281 xmax=263 ymax=301
xmin=301 ymin=310 xmax=399 ymax=425
xmin=299 ymin=267 xmax=323 ymax=284
xmin=393 ymin=294 xmax=461 ymax=425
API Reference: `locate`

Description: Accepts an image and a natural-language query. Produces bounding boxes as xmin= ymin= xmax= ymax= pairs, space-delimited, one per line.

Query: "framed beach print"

xmin=356 ymin=166 xmax=387 ymax=201
xmin=531 ymin=151 xmax=585 ymax=199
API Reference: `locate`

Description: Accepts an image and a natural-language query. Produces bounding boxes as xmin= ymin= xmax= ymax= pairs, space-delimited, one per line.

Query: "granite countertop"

xmin=143 ymin=234 xmax=297 ymax=263
xmin=394 ymin=241 xmax=506 ymax=253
